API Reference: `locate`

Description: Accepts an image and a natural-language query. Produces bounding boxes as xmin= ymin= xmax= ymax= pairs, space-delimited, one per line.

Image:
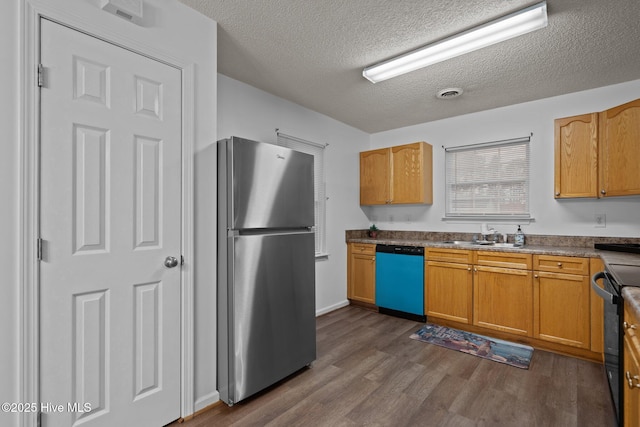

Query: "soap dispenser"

xmin=514 ymin=225 xmax=525 ymax=247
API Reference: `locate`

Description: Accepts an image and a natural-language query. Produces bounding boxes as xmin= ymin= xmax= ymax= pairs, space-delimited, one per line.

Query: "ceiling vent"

xmin=437 ymin=88 xmax=463 ymax=99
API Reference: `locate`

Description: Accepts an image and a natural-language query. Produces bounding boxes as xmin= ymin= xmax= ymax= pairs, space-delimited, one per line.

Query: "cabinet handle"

xmin=557 ymin=262 xmax=563 ymax=268
xmin=534 ymin=274 xmax=539 ymax=278
xmin=624 ymin=321 xmax=637 ymax=330
xmin=626 ymin=371 xmax=640 ymax=388
xmin=601 ymin=189 xmax=606 ymax=195
xmin=555 ymin=192 xmax=560 ymax=196
xmin=371 ymin=257 xmax=375 ymax=261
xmin=467 ymin=267 xmax=472 ymax=271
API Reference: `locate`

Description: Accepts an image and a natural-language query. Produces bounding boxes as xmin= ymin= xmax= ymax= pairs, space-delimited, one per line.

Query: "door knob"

xmin=164 ymin=256 xmax=179 ymax=268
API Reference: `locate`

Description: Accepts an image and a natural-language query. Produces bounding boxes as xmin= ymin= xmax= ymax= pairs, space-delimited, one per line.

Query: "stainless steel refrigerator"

xmin=217 ymin=136 xmax=316 ymax=405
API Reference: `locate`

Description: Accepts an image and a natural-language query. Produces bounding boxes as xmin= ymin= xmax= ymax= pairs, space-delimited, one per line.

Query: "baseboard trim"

xmin=193 ymin=391 xmax=220 ymax=414
xmin=316 ymin=299 xmax=349 ymax=317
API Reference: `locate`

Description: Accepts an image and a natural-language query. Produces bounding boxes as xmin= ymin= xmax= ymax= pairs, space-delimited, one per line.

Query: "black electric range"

xmin=593 ymin=243 xmax=640 ymax=425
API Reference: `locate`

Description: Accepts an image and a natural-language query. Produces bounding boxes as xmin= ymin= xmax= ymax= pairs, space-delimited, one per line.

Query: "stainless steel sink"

xmin=441 ymin=240 xmax=476 ymax=245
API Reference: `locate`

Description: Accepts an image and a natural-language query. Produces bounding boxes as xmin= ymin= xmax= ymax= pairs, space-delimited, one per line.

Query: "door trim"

xmin=20 ymin=2 xmax=195 ymax=426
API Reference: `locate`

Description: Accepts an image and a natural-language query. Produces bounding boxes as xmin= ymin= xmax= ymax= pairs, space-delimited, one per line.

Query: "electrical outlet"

xmin=595 ymin=213 xmax=606 ymax=228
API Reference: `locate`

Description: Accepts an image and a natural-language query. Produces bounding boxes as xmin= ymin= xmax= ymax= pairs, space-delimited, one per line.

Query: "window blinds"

xmin=445 ymin=137 xmax=530 ymax=218
xmin=276 ymin=131 xmax=327 ymax=256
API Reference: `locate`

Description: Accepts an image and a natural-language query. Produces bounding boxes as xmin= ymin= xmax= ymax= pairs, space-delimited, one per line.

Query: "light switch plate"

xmin=594 ymin=213 xmax=606 ymax=228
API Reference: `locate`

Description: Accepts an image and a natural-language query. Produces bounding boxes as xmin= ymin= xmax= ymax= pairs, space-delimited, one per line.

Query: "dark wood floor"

xmin=177 ymin=305 xmax=617 ymax=426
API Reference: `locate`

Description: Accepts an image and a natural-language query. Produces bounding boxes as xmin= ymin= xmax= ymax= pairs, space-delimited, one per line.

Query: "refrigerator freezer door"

xmin=227 ymin=137 xmax=314 ymax=230
xmin=220 ymin=231 xmax=316 ymax=405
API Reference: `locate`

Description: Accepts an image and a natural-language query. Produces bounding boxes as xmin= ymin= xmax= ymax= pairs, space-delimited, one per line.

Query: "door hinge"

xmin=37 ymin=64 xmax=44 ymax=87
xmin=180 ymin=255 xmax=185 ymax=266
xmin=37 ymin=238 xmax=43 ymax=261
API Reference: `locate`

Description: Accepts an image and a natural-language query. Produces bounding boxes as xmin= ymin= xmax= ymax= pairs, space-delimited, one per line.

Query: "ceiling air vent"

xmin=437 ymin=88 xmax=463 ymax=99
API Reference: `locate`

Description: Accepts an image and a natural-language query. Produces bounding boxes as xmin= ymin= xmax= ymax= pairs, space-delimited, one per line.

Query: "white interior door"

xmin=39 ymin=18 xmax=182 ymax=427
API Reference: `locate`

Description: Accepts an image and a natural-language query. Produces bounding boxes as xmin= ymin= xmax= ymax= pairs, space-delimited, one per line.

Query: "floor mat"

xmin=410 ymin=323 xmax=533 ymax=369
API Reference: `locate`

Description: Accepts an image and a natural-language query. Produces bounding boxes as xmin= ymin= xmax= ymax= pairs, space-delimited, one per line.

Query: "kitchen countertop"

xmin=623 ymin=287 xmax=640 ymax=320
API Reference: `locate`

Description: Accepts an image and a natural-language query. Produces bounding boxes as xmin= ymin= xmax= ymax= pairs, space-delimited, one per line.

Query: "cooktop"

xmin=594 ymin=243 xmax=640 ymax=255
xmin=608 ymin=264 xmax=640 ymax=287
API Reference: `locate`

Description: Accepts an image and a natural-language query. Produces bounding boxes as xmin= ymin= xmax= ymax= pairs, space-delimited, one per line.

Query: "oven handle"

xmin=591 ymin=271 xmax=617 ymax=304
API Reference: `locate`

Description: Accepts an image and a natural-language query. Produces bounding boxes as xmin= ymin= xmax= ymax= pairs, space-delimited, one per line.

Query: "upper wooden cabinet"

xmin=360 ymin=148 xmax=390 ymax=205
xmin=554 ymin=98 xmax=640 ymax=198
xmin=360 ymin=142 xmax=433 ymax=205
xmin=554 ymin=113 xmax=599 ymax=198
xmin=599 ymin=98 xmax=640 ymax=197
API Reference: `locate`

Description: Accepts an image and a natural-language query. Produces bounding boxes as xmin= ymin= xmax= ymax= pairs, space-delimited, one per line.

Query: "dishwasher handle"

xmin=591 ymin=271 xmax=617 ymax=305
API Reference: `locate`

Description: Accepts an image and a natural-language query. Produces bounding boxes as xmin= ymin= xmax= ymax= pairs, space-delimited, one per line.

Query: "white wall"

xmin=368 ymin=79 xmax=640 ymax=238
xmin=2 ymin=1 xmax=217 ymax=425
xmin=217 ymin=74 xmax=370 ymax=314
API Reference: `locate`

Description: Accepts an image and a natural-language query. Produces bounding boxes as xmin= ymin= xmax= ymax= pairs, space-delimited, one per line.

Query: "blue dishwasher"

xmin=375 ymin=244 xmax=425 ymax=322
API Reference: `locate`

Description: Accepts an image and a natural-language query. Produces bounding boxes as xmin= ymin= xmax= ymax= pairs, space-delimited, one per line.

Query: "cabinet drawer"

xmin=475 ymin=251 xmax=532 ymax=270
xmin=425 ymin=248 xmax=472 ymax=264
xmin=350 ymin=243 xmax=376 ymax=255
xmin=533 ymin=254 xmax=589 ymax=275
xmin=625 ymin=304 xmax=640 ymax=342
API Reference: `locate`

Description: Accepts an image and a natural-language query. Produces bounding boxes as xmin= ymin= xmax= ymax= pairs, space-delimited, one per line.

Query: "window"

xmin=445 ymin=136 xmax=530 ymax=219
xmin=276 ymin=131 xmax=327 ymax=256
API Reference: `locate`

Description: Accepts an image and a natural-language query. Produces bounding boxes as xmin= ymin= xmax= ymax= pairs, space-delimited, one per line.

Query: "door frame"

xmin=20 ymin=2 xmax=196 ymax=426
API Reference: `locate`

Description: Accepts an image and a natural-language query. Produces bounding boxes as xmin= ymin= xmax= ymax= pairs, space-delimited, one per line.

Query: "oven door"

xmin=592 ymin=271 xmax=622 ymax=425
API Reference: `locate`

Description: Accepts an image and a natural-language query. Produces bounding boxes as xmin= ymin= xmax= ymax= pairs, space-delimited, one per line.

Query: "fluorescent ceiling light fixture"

xmin=363 ymin=1 xmax=548 ymax=83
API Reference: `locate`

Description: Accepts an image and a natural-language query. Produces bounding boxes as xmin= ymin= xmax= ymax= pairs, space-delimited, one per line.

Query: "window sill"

xmin=442 ymin=216 xmax=534 ymax=224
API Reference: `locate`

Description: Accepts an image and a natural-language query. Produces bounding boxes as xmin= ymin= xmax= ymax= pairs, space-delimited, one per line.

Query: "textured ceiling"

xmin=178 ymin=0 xmax=640 ymax=133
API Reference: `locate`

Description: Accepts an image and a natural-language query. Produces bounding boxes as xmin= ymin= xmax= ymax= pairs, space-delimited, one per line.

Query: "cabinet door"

xmin=425 ymin=260 xmax=473 ymax=324
xmin=391 ymin=142 xmax=433 ymax=204
xmin=624 ymin=335 xmax=640 ymax=427
xmin=349 ymin=251 xmax=376 ymax=304
xmin=360 ymin=148 xmax=390 ymax=205
xmin=534 ymin=271 xmax=590 ymax=348
xmin=554 ymin=113 xmax=599 ymax=198
xmin=599 ymin=98 xmax=640 ymax=197
xmin=474 ymin=266 xmax=533 ymax=337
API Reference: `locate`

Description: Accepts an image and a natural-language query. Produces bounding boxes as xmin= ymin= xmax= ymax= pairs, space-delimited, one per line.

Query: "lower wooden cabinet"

xmin=425 ymin=259 xmax=473 ymax=324
xmin=624 ymin=303 xmax=640 ymax=427
xmin=347 ymin=242 xmax=604 ymax=361
xmin=474 ymin=265 xmax=533 ymax=337
xmin=533 ymin=255 xmax=591 ymax=349
xmin=533 ymin=271 xmax=591 ymax=348
xmin=347 ymin=243 xmax=376 ymax=304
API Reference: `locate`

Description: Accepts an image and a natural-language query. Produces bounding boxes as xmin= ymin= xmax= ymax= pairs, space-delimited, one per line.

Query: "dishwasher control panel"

xmin=376 ymin=244 xmax=424 ymax=256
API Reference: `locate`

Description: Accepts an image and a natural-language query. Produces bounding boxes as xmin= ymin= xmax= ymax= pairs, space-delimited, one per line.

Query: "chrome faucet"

xmin=480 ymin=223 xmax=497 ymax=241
